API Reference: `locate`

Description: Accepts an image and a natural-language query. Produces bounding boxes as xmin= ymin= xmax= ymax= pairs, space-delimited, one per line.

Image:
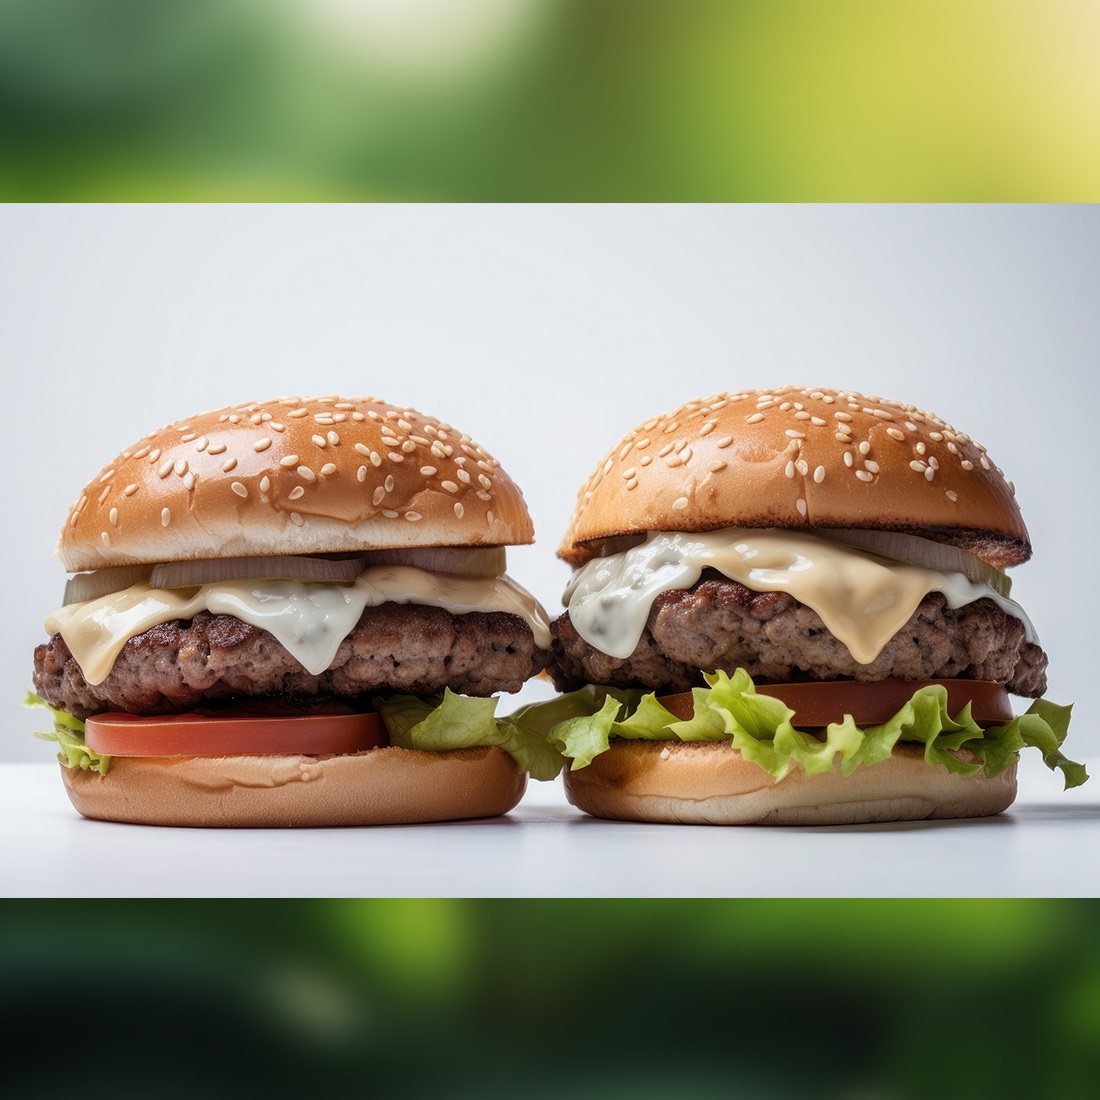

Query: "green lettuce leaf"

xmin=23 ymin=691 xmax=109 ymax=775
xmin=376 ymin=688 xmax=566 ymax=781
xmin=544 ymin=670 xmax=1086 ymax=789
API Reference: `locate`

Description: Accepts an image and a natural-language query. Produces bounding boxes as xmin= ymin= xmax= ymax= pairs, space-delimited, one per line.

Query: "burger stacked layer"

xmin=541 ymin=386 xmax=1085 ymax=825
xmin=29 ymin=396 xmax=564 ymax=827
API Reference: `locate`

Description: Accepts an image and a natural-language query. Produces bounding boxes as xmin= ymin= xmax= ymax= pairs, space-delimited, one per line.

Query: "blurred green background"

xmin=1 ymin=0 xmax=1098 ymax=200
xmin=6 ymin=900 xmax=1100 ymax=1098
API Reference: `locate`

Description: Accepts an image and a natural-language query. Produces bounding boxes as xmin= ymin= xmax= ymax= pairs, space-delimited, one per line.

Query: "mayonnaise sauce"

xmin=47 ymin=566 xmax=551 ymax=685
xmin=563 ymin=529 xmax=1036 ymax=663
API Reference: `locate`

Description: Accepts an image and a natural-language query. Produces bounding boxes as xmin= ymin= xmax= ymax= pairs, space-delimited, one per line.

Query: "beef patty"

xmin=549 ymin=575 xmax=1047 ymax=697
xmin=34 ymin=604 xmax=550 ymax=719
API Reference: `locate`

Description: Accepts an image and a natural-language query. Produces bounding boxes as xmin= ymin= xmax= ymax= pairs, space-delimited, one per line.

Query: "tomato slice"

xmin=658 ymin=679 xmax=1013 ymax=728
xmin=84 ymin=710 xmax=389 ymax=758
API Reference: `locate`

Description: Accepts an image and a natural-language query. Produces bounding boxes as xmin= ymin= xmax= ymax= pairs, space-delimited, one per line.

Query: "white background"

xmin=4 ymin=204 xmax=1099 ymax=762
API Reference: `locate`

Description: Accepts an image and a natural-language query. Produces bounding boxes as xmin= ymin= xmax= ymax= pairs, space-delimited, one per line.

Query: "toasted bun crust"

xmin=60 ymin=396 xmax=534 ymax=571
xmin=60 ymin=746 xmax=526 ymax=827
xmin=562 ymin=741 xmax=1017 ymax=825
xmin=560 ymin=386 xmax=1029 ymax=569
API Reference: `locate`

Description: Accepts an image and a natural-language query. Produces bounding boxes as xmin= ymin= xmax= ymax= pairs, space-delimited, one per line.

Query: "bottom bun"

xmin=61 ymin=746 xmax=526 ymax=828
xmin=562 ymin=741 xmax=1017 ymax=826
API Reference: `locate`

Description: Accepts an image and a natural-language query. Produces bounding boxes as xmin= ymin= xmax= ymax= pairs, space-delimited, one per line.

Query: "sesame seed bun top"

xmin=559 ymin=386 xmax=1031 ymax=570
xmin=60 ymin=396 xmax=535 ymax=572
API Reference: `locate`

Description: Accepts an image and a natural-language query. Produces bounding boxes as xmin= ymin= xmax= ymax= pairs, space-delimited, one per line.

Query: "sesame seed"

xmin=796 ymin=497 xmax=807 ymax=516
xmin=320 ymin=463 xmax=336 ymax=476
xmin=454 ymin=502 xmax=464 ymax=518
xmin=312 ymin=434 xmax=327 ymax=448
xmin=147 ymin=449 xmax=161 ymax=462
xmin=856 ymin=470 xmax=874 ymax=482
xmin=872 ymin=409 xmax=893 ymax=420
xmin=810 ymin=417 xmax=826 ymax=427
xmin=699 ymin=421 xmax=717 ymax=436
xmin=924 ymin=467 xmax=935 ymax=481
xmin=794 ymin=411 xmax=811 ymax=420
xmin=270 ymin=423 xmax=285 ymax=432
xmin=370 ymin=452 xmax=383 ymax=468
xmin=961 ymin=459 xmax=974 ymax=471
xmin=746 ymin=413 xmax=765 ymax=424
xmin=640 ymin=455 xmax=652 ymax=467
xmin=373 ymin=486 xmax=386 ymax=506
xmin=389 ymin=453 xmax=405 ymax=463
xmin=864 ymin=460 xmax=880 ymax=474
xmin=672 ymin=496 xmax=689 ymax=510
xmin=886 ymin=427 xmax=905 ymax=441
xmin=785 ymin=461 xmax=796 ymax=479
xmin=161 ymin=507 xmax=172 ymax=525
xmin=785 ymin=430 xmax=806 ymax=439
xmin=486 ymin=510 xmax=494 ymax=524
xmin=980 ymin=456 xmax=991 ymax=470
xmin=622 ymin=467 xmax=636 ymax=480
xmin=124 ymin=484 xmax=137 ymax=496
xmin=626 ymin=478 xmax=638 ymax=490
xmin=259 ymin=476 xmax=270 ymax=492
xmin=457 ymin=469 xmax=471 ymax=484
xmin=254 ymin=438 xmax=272 ymax=452
xmin=441 ymin=480 xmax=458 ymax=493
xmin=181 ymin=432 xmax=197 ymax=443
xmin=636 ymin=438 xmax=651 ymax=449
xmin=174 ymin=459 xmax=188 ymax=476
xmin=356 ymin=466 xmax=368 ymax=482
xmin=813 ymin=465 xmax=825 ymax=483
xmin=478 ymin=474 xmax=492 ymax=489
xmin=382 ymin=510 xmax=399 ymax=519
xmin=231 ymin=481 xmax=248 ymax=498
xmin=289 ymin=485 xmax=306 ymax=499
xmin=915 ymin=442 xmax=926 ymax=455
xmin=431 ymin=441 xmax=446 ymax=459
xmin=222 ymin=458 xmax=237 ymax=472
xmin=658 ymin=443 xmax=674 ymax=458
xmin=290 ymin=512 xmax=304 ymax=526
xmin=157 ymin=461 xmax=173 ymax=479
xmin=280 ymin=455 xmax=299 ymax=468
xmin=184 ymin=472 xmax=195 ymax=491
xmin=858 ymin=441 xmax=871 ymax=456
xmin=109 ymin=507 xmax=118 ymax=526
xmin=208 ymin=443 xmax=226 ymax=456
xmin=834 ymin=412 xmax=853 ymax=422
xmin=946 ymin=490 xmax=958 ymax=502
xmin=327 ymin=431 xmax=340 ymax=445
xmin=716 ymin=436 xmax=734 ymax=449
xmin=384 ymin=475 xmax=395 ymax=492
xmin=910 ymin=460 xmax=927 ymax=472
xmin=354 ymin=443 xmax=370 ymax=457
xmin=98 ymin=486 xmax=111 ymax=504
xmin=101 ymin=531 xmax=110 ymax=547
xmin=708 ymin=460 xmax=727 ymax=473
xmin=298 ymin=466 xmax=315 ymax=481
xmin=476 ymin=490 xmax=491 ymax=501
xmin=420 ymin=465 xmax=437 ymax=476
xmin=795 ymin=459 xmax=808 ymax=476
xmin=930 ymin=432 xmax=943 ymax=441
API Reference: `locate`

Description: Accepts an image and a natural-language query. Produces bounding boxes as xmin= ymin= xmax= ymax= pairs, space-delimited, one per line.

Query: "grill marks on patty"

xmin=34 ymin=605 xmax=550 ymax=719
xmin=549 ymin=575 xmax=1048 ymax=697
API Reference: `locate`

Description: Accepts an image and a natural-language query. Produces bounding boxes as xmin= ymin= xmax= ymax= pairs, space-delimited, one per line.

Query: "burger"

xmin=29 ymin=395 xmax=562 ymax=827
xmin=543 ymin=386 xmax=1085 ymax=825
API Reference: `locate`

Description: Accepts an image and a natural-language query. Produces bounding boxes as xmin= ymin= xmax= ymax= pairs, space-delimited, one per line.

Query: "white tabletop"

xmin=4 ymin=761 xmax=1098 ymax=898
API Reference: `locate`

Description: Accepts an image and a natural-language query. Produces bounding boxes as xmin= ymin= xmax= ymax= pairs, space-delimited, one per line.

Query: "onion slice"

xmin=362 ymin=546 xmax=507 ymax=577
xmin=63 ymin=565 xmax=154 ymax=606
xmin=150 ymin=555 xmax=366 ymax=589
xmin=818 ymin=528 xmax=1012 ymax=597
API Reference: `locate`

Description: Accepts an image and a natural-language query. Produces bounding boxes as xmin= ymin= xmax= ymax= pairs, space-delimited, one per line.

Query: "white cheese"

xmin=563 ymin=529 xmax=1036 ymax=664
xmin=47 ymin=566 xmax=551 ymax=686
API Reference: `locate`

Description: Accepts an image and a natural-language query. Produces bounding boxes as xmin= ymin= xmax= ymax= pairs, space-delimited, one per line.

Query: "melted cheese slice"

xmin=47 ymin=566 xmax=552 ymax=686
xmin=563 ymin=529 xmax=1036 ymax=664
